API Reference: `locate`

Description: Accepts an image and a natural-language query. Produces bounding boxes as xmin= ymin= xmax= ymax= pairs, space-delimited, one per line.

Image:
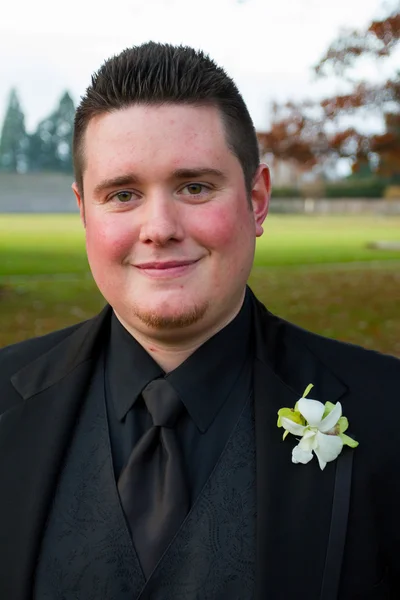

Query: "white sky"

xmin=0 ymin=0 xmax=395 ymax=132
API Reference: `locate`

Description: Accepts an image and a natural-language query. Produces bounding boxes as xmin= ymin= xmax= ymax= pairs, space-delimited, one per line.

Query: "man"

xmin=0 ymin=43 xmax=399 ymax=600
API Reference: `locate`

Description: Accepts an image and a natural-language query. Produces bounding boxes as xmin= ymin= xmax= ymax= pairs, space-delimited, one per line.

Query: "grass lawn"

xmin=1 ymin=214 xmax=400 ymax=275
xmin=1 ymin=214 xmax=400 ymax=356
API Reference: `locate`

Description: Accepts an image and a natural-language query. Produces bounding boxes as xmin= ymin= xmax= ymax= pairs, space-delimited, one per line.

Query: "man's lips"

xmin=133 ymin=259 xmax=201 ymax=278
xmin=135 ymin=260 xmax=199 ymax=270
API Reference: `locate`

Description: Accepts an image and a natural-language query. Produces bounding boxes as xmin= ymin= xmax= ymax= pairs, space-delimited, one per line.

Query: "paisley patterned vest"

xmin=34 ymin=361 xmax=256 ymax=600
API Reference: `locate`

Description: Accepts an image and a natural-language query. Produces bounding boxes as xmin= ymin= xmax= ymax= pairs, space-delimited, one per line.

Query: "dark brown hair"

xmin=73 ymin=42 xmax=259 ymax=195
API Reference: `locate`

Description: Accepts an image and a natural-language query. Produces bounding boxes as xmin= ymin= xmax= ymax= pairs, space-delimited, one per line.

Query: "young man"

xmin=0 ymin=43 xmax=399 ymax=600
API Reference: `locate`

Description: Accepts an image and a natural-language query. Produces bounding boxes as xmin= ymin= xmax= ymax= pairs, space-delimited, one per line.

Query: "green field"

xmin=1 ymin=214 xmax=400 ymax=275
xmin=1 ymin=214 xmax=400 ymax=356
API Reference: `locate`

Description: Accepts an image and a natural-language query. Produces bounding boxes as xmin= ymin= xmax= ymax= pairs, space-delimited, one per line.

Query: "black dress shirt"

xmin=105 ymin=290 xmax=253 ymax=505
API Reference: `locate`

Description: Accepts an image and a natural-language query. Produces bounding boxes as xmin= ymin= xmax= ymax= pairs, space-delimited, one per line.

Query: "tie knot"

xmin=141 ymin=379 xmax=183 ymax=428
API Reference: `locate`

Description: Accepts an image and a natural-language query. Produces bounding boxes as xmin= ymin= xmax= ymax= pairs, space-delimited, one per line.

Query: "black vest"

xmin=34 ymin=361 xmax=256 ymax=600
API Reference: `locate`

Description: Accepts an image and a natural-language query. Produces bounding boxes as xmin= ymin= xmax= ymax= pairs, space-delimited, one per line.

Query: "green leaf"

xmin=340 ymin=433 xmax=359 ymax=448
xmin=283 ymin=430 xmax=290 ymax=441
xmin=338 ymin=416 xmax=349 ymax=433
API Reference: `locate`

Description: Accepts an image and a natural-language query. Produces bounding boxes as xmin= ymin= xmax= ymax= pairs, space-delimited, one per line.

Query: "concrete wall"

xmin=270 ymin=198 xmax=400 ymax=215
xmin=0 ymin=173 xmax=77 ymax=213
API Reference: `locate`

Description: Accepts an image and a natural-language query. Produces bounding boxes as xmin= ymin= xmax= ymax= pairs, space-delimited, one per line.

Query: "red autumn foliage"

xmin=315 ymin=4 xmax=400 ymax=76
xmin=260 ymin=2 xmax=400 ymax=178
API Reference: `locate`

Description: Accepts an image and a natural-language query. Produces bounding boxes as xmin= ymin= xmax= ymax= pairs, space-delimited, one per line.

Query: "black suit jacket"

xmin=1 ymin=292 xmax=399 ymax=600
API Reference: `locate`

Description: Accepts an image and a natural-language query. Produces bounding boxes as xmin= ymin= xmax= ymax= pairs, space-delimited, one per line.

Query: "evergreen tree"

xmin=28 ymin=91 xmax=75 ymax=172
xmin=0 ymin=88 xmax=28 ymax=172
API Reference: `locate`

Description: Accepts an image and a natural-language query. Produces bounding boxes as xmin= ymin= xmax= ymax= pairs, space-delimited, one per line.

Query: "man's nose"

xmin=139 ymin=194 xmax=184 ymax=245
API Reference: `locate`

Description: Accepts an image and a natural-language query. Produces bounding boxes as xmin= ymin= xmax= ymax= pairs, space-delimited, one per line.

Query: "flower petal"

xmin=340 ymin=433 xmax=359 ymax=448
xmin=299 ymin=430 xmax=318 ymax=451
xmin=314 ymin=431 xmax=343 ymax=470
xmin=302 ymin=383 xmax=314 ymax=398
xmin=319 ymin=402 xmax=342 ymax=433
xmin=277 ymin=407 xmax=304 ymax=428
xmin=292 ymin=443 xmax=313 ymax=465
xmin=280 ymin=417 xmax=307 ymax=436
xmin=297 ymin=398 xmax=325 ymax=426
xmin=322 ymin=401 xmax=336 ymax=417
xmin=338 ymin=416 xmax=349 ymax=433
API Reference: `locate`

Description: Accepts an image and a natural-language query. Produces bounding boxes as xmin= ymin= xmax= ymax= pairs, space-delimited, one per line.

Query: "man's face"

xmin=74 ymin=104 xmax=269 ymax=338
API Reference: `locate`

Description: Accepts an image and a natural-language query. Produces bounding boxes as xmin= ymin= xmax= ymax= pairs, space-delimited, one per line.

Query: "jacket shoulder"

xmin=0 ymin=322 xmax=85 ymax=370
xmin=287 ymin=319 xmax=400 ymax=386
xmin=253 ymin=292 xmax=400 ymax=387
xmin=0 ymin=322 xmax=87 ymax=412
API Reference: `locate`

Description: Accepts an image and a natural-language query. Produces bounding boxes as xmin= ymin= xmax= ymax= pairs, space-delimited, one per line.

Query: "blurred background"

xmin=1 ymin=0 xmax=399 ymax=355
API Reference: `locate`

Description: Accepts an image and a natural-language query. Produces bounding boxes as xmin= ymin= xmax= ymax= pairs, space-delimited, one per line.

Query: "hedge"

xmin=271 ymin=187 xmax=301 ymax=198
xmin=325 ymin=179 xmax=386 ymax=199
xmin=271 ymin=179 xmax=387 ymax=199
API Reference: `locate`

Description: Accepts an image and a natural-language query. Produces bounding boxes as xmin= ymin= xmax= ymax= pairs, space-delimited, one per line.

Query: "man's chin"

xmin=132 ymin=301 xmax=209 ymax=330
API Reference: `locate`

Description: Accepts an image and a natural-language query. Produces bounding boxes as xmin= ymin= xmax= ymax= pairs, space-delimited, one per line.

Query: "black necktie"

xmin=117 ymin=378 xmax=189 ymax=578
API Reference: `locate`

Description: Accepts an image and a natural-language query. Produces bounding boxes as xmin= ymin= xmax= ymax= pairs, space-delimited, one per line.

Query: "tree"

xmin=259 ymin=2 xmax=400 ymax=180
xmin=0 ymin=88 xmax=28 ymax=172
xmin=28 ymin=91 xmax=75 ymax=172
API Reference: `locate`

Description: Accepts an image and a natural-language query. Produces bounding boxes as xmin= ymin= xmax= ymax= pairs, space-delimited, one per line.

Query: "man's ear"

xmin=250 ymin=164 xmax=270 ymax=237
xmin=72 ymin=182 xmax=85 ymax=227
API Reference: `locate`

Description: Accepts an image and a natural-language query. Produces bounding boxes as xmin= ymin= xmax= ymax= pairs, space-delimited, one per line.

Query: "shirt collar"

xmin=106 ymin=318 xmax=163 ymax=421
xmin=106 ymin=289 xmax=252 ymax=431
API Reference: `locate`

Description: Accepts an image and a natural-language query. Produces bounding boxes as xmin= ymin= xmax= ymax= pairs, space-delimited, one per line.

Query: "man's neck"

xmin=114 ymin=302 xmax=245 ymax=373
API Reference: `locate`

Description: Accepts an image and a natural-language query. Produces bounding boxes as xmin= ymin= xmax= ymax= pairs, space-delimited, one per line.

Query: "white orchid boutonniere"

xmin=277 ymin=384 xmax=358 ymax=470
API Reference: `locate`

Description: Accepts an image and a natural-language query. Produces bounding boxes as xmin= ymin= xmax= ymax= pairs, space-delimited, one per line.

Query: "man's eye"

xmin=114 ymin=191 xmax=134 ymax=203
xmin=181 ymin=184 xmax=209 ymax=195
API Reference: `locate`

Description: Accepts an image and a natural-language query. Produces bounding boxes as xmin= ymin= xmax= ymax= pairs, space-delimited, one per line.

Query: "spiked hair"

xmin=73 ymin=42 xmax=260 ymax=196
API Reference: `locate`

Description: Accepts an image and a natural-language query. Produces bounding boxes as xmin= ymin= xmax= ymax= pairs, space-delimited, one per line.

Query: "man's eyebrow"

xmin=93 ymin=168 xmax=227 ymax=196
xmin=172 ymin=168 xmax=227 ymax=180
xmin=93 ymin=174 xmax=141 ymax=196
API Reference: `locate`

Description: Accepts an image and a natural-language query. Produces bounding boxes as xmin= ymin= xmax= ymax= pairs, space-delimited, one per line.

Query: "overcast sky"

xmin=0 ymin=0 xmax=394 ymax=132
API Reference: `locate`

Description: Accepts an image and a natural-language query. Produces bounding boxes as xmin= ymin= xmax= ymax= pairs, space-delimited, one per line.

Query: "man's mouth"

xmin=134 ymin=259 xmax=200 ymax=278
xmin=136 ymin=260 xmax=198 ymax=269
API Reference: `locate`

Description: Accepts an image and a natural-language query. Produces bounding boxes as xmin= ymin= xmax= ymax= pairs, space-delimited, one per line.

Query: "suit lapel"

xmin=0 ymin=293 xmax=352 ymax=599
xmin=0 ymin=307 xmax=111 ymax=600
xmin=251 ymin=295 xmax=350 ymax=600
